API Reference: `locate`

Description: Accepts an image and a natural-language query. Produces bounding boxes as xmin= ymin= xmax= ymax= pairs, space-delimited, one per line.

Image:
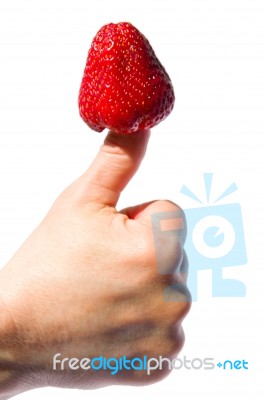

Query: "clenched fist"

xmin=0 ymin=131 xmax=190 ymax=399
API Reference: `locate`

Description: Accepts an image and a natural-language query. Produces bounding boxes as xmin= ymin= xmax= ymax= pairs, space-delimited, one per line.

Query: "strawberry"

xmin=78 ymin=22 xmax=175 ymax=135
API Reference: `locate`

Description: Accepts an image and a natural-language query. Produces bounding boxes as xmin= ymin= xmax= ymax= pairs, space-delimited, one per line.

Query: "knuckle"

xmin=162 ymin=285 xmax=192 ymax=324
xmin=153 ymin=200 xmax=184 ymax=214
xmin=164 ymin=326 xmax=185 ymax=357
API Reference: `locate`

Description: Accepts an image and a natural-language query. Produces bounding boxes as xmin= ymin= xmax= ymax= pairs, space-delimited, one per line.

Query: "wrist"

xmin=0 ymin=272 xmax=45 ymax=399
xmin=0 ymin=266 xmax=52 ymax=398
xmin=0 ymin=290 xmax=19 ymax=397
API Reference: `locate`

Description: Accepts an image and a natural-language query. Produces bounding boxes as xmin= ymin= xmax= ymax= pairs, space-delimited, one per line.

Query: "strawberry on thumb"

xmin=76 ymin=22 xmax=175 ymax=206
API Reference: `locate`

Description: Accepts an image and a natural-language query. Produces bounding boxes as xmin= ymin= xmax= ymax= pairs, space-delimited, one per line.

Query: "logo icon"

xmin=151 ymin=173 xmax=247 ymax=302
xmin=181 ymin=173 xmax=247 ymax=300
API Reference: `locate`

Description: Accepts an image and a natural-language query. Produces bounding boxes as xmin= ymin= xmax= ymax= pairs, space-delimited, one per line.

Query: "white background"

xmin=0 ymin=0 xmax=265 ymax=398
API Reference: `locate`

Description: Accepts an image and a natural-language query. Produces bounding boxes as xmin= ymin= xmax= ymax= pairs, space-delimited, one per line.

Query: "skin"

xmin=0 ymin=130 xmax=190 ymax=399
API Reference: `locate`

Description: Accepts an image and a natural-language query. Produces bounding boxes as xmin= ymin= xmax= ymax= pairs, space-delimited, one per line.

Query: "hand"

xmin=0 ymin=130 xmax=190 ymax=397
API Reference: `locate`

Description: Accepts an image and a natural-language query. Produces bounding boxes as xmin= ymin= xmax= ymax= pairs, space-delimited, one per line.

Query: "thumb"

xmin=79 ymin=129 xmax=150 ymax=207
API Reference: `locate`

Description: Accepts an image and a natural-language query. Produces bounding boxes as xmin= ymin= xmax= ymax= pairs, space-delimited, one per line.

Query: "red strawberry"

xmin=78 ymin=22 xmax=175 ymax=135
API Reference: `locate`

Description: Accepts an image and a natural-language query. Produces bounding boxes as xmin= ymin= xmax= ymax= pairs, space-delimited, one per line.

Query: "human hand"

xmin=0 ymin=130 xmax=190 ymax=397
